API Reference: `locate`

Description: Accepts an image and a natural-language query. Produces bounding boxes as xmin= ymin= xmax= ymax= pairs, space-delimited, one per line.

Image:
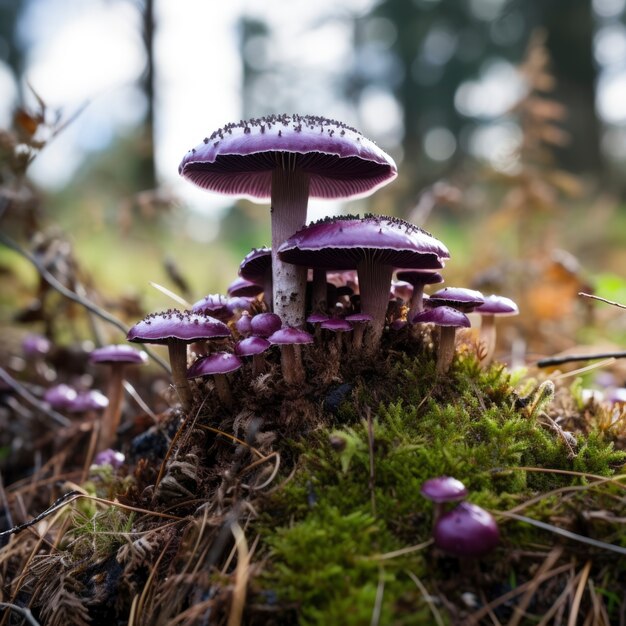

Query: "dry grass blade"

xmin=149 ymin=281 xmax=192 ymax=309
xmin=370 ymin=566 xmax=386 ymax=626
xmin=568 ymin=561 xmax=592 ymax=626
xmin=507 ymin=548 xmax=563 ymax=626
xmin=228 ymin=522 xmax=250 ymax=626
xmin=536 ymin=568 xmax=581 ymax=626
xmin=579 ymin=292 xmax=626 ymax=310
xmin=406 ymin=570 xmax=445 ymax=626
xmin=372 ymin=539 xmax=433 ymax=561
xmin=0 ymin=602 xmax=40 ymax=626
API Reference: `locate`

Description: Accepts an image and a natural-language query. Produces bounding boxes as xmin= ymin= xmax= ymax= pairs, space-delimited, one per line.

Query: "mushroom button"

xmin=179 ymin=115 xmax=397 ymax=328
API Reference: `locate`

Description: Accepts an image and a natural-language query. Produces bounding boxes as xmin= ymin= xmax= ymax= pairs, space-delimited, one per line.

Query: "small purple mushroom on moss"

xmin=267 ymin=326 xmax=313 ymax=385
xmin=187 ymin=351 xmax=242 ymax=410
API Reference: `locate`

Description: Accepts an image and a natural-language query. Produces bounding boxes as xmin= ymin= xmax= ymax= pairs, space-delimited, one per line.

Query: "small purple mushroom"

xmin=278 ymin=215 xmax=449 ymax=353
xmin=235 ymin=336 xmax=271 ymax=376
xmin=127 ymin=309 xmax=231 ymax=412
xmin=187 ymin=351 xmax=242 ymax=409
xmin=426 ymin=287 xmax=485 ymax=313
xmin=180 ymin=115 xmax=398 ymax=328
xmin=250 ymin=312 xmax=282 ymax=338
xmin=191 ymin=293 xmax=232 ymax=322
xmin=345 ymin=313 xmax=373 ymax=351
xmin=92 ymin=448 xmax=125 ymax=469
xmin=412 ymin=306 xmax=471 ymax=374
xmin=239 ymin=247 xmax=273 ymax=310
xmin=396 ymin=270 xmax=444 ymax=320
xmin=90 ymin=344 xmax=148 ymax=450
xmin=433 ymin=502 xmax=500 ymax=558
xmin=267 ymin=327 xmax=314 ymax=385
xmin=474 ymin=294 xmax=519 ymax=366
xmin=44 ymin=383 xmax=78 ymax=411
xmin=420 ymin=476 xmax=468 ymax=523
xmin=227 ymin=276 xmax=263 ymax=299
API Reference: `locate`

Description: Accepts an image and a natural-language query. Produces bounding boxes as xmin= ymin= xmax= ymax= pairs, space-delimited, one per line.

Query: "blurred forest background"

xmin=2 ymin=0 xmax=626 ymax=358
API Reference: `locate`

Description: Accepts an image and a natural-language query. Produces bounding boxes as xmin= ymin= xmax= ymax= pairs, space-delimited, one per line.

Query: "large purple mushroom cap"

xmin=187 ymin=352 xmax=243 ymax=378
xmin=178 ymin=114 xmax=397 ymax=201
xmin=475 ymin=294 xmax=519 ymax=316
xmin=127 ymin=309 xmax=231 ymax=344
xmin=268 ymin=327 xmax=314 ymax=346
xmin=90 ymin=344 xmax=148 ymax=365
xmin=278 ymin=215 xmax=449 ymax=271
xmin=420 ymin=476 xmax=468 ymax=503
xmin=412 ymin=306 xmax=471 ymax=328
xmin=433 ymin=502 xmax=500 ymax=558
xmin=427 ymin=287 xmax=485 ymax=313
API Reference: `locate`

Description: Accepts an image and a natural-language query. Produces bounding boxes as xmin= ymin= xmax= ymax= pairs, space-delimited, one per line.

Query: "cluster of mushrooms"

xmin=123 ymin=114 xmax=519 ymax=413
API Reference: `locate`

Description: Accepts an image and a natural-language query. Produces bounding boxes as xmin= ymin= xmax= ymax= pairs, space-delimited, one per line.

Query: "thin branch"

xmin=0 ymin=603 xmax=41 ymax=626
xmin=579 ymin=292 xmax=626 ymax=310
xmin=0 ymin=230 xmax=170 ymax=374
xmin=536 ymin=352 xmax=626 ymax=367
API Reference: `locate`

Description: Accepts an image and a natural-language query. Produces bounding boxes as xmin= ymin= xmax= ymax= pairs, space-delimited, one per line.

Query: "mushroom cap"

xmin=68 ymin=390 xmax=109 ymax=413
xmin=191 ymin=294 xmax=232 ymax=322
xmin=187 ymin=352 xmax=243 ymax=378
xmin=278 ymin=215 xmax=449 ymax=271
xmin=179 ymin=114 xmax=397 ymax=201
xmin=90 ymin=344 xmax=148 ymax=365
xmin=412 ymin=306 xmax=471 ymax=328
xmin=22 ymin=333 xmax=51 ymax=358
xmin=306 ymin=312 xmax=330 ymax=324
xmin=43 ymin=383 xmax=78 ymax=410
xmin=235 ymin=336 xmax=271 ymax=357
xmin=250 ymin=312 xmax=282 ymax=338
xmin=433 ymin=502 xmax=500 ymax=558
xmin=474 ymin=294 xmax=519 ymax=316
xmin=239 ymin=247 xmax=272 ymax=281
xmin=320 ymin=318 xmax=353 ymax=332
xmin=396 ymin=270 xmax=444 ymax=287
xmin=345 ymin=313 xmax=373 ymax=324
xmin=420 ymin=476 xmax=468 ymax=503
xmin=227 ymin=277 xmax=263 ymax=298
xmin=127 ymin=310 xmax=231 ymax=344
xmin=268 ymin=327 xmax=314 ymax=346
xmin=427 ymin=287 xmax=485 ymax=312
xmin=93 ymin=448 xmax=125 ymax=468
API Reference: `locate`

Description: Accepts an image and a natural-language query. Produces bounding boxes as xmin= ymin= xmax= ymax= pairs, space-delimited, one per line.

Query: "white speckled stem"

xmin=168 ymin=340 xmax=192 ymax=412
xmin=271 ymin=165 xmax=310 ymax=328
xmin=357 ymin=259 xmax=394 ymax=354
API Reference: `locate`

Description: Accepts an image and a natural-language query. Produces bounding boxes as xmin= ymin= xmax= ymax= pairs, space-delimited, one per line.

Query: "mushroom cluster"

xmin=115 ymin=114 xmax=519 ymax=413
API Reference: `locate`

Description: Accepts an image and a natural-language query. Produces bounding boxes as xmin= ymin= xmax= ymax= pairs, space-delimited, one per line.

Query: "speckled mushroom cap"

xmin=426 ymin=287 xmax=485 ymax=312
xmin=433 ymin=502 xmax=500 ymax=558
xmin=238 ymin=247 xmax=272 ymax=281
xmin=277 ymin=215 xmax=449 ymax=271
xmin=474 ymin=294 xmax=519 ymax=316
xmin=90 ymin=344 xmax=148 ymax=365
xmin=126 ymin=309 xmax=231 ymax=344
xmin=191 ymin=294 xmax=232 ymax=322
xmin=267 ymin=327 xmax=314 ymax=346
xmin=411 ymin=306 xmax=471 ymax=327
xmin=178 ymin=114 xmax=397 ymax=201
xmin=420 ymin=476 xmax=468 ymax=503
xmin=187 ymin=352 xmax=243 ymax=378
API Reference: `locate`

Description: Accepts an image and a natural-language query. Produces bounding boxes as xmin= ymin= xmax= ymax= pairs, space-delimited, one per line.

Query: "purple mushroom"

xmin=345 ymin=313 xmax=373 ymax=351
xmin=67 ymin=389 xmax=109 ymax=414
xmin=127 ymin=309 xmax=231 ymax=412
xmin=267 ymin=326 xmax=314 ymax=385
xmin=239 ymin=247 xmax=273 ymax=310
xmin=412 ymin=306 xmax=471 ymax=374
xmin=90 ymin=344 xmax=148 ymax=450
xmin=235 ymin=336 xmax=271 ymax=377
xmin=396 ymin=270 xmax=444 ymax=320
xmin=250 ymin=312 xmax=282 ymax=338
xmin=179 ymin=115 xmax=398 ymax=328
xmin=320 ymin=317 xmax=353 ymax=352
xmin=426 ymin=287 xmax=485 ymax=313
xmin=227 ymin=276 xmax=263 ymax=299
xmin=187 ymin=351 xmax=243 ymax=409
xmin=44 ymin=383 xmax=78 ymax=411
xmin=278 ymin=215 xmax=449 ymax=352
xmin=420 ymin=476 xmax=469 ymax=523
xmin=92 ymin=448 xmax=125 ymax=469
xmin=474 ymin=294 xmax=519 ymax=366
xmin=433 ymin=502 xmax=500 ymax=558
xmin=191 ymin=293 xmax=232 ymax=322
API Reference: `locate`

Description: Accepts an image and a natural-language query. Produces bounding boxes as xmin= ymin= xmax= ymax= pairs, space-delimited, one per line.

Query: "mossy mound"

xmin=4 ymin=341 xmax=626 ymax=625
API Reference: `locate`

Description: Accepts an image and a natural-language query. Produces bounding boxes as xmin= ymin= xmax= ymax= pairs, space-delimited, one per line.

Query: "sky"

xmin=3 ymin=0 xmax=626 ymax=228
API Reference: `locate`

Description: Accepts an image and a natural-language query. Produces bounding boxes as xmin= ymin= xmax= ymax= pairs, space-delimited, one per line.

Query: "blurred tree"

xmin=0 ymin=0 xmax=26 ymax=87
xmin=237 ymin=16 xmax=271 ymax=119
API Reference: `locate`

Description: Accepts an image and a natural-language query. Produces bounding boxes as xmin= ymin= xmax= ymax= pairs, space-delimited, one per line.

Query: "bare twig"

xmin=537 ymin=352 xmax=626 ymax=367
xmin=0 ymin=603 xmax=41 ymax=626
xmin=0 ymin=230 xmax=170 ymax=374
xmin=579 ymin=292 xmax=626 ymax=310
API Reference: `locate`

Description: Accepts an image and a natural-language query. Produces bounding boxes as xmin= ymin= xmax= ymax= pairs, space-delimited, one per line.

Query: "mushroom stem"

xmin=281 ymin=344 xmax=305 ymax=385
xmin=437 ymin=327 xmax=457 ymax=375
xmin=99 ymin=367 xmax=125 ymax=451
xmin=311 ymin=268 xmax=328 ymax=312
xmin=479 ymin=315 xmax=497 ymax=366
xmin=213 ymin=374 xmax=233 ymax=409
xmin=168 ymin=340 xmax=193 ymax=412
xmin=271 ymin=165 xmax=310 ymax=328
xmin=356 ymin=259 xmax=394 ymax=354
xmin=408 ymin=286 xmax=425 ymax=322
